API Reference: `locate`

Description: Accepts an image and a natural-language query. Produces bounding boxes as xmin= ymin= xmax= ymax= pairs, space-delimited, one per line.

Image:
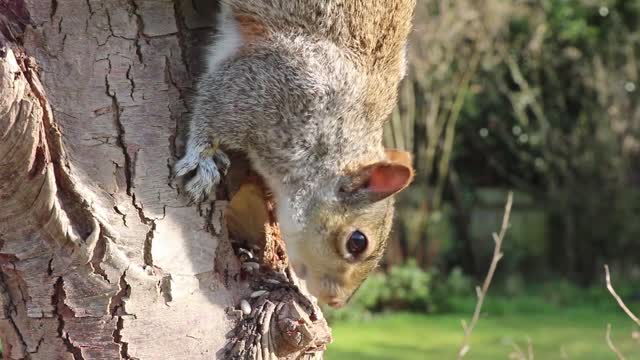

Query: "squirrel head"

xmin=280 ymin=150 xmax=414 ymax=308
xmin=213 ymin=2 xmax=417 ymax=306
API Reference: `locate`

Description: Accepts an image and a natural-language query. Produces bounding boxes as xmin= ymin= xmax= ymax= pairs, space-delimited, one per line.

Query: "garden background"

xmin=324 ymin=1 xmax=640 ymax=358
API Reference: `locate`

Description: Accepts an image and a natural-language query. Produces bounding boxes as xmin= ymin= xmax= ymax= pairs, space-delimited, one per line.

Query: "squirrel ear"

xmin=384 ymin=149 xmax=413 ymax=169
xmin=340 ymin=154 xmax=414 ymax=205
xmin=367 ymin=163 xmax=414 ymax=196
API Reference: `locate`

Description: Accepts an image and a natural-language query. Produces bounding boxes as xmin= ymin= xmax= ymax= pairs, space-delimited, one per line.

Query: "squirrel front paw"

xmin=174 ymin=141 xmax=230 ymax=202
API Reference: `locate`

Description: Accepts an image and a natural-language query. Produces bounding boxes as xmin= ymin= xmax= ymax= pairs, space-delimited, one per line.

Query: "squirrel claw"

xmin=212 ymin=149 xmax=230 ymax=175
xmin=183 ymin=157 xmax=221 ymax=202
xmin=174 ymin=144 xmax=230 ymax=203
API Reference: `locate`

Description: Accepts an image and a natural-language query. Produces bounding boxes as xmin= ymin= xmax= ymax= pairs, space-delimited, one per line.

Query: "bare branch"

xmin=508 ymin=337 xmax=534 ymax=360
xmin=510 ymin=342 xmax=526 ymax=360
xmin=604 ymin=265 xmax=640 ymax=327
xmin=457 ymin=191 xmax=514 ymax=359
xmin=605 ymin=324 xmax=626 ymax=360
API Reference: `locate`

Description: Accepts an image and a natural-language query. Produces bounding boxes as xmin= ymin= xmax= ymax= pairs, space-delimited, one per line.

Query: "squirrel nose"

xmin=327 ymin=299 xmax=345 ymax=309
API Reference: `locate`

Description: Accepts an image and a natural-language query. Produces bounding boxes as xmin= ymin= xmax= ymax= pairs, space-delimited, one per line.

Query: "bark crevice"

xmin=112 ymin=316 xmax=132 ymax=360
xmin=89 ymin=231 xmax=110 ymax=284
xmin=0 ymin=273 xmax=30 ymax=359
xmin=105 ymin=57 xmax=132 ymax=196
xmin=0 ymin=1 xmax=331 ymax=358
xmin=53 ymin=278 xmax=85 ymax=360
xmin=126 ymin=0 xmax=144 ymax=63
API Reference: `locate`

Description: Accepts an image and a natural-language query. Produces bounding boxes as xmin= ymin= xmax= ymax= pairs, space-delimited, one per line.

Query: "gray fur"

xmin=174 ymin=0 xmax=416 ymax=306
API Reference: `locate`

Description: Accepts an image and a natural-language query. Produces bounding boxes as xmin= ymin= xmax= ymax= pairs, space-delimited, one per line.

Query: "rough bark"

xmin=0 ymin=1 xmax=330 ymax=359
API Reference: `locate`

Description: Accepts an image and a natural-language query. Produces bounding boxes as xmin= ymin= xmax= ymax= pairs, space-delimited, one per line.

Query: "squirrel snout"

xmin=291 ymin=262 xmax=346 ymax=308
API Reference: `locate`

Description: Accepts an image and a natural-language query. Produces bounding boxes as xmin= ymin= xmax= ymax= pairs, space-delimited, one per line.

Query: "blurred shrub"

xmin=435 ymin=277 xmax=638 ymax=316
xmin=537 ymin=279 xmax=638 ymax=310
xmin=382 ymin=260 xmax=432 ymax=310
xmin=503 ymin=273 xmax=526 ymax=297
xmin=430 ymin=266 xmax=473 ymax=313
xmin=451 ymin=0 xmax=640 ymax=284
xmin=324 ymin=261 xmax=432 ymax=322
xmin=444 ymin=267 xmax=473 ymax=296
xmin=323 ymin=262 xmax=638 ymax=323
xmin=388 ymin=0 xmax=640 ymax=284
xmin=468 ymin=189 xmax=549 ymax=278
xmin=324 ymin=264 xmax=474 ymax=323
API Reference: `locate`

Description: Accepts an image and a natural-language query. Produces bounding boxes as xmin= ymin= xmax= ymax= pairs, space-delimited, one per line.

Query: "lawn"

xmin=325 ymin=309 xmax=639 ymax=359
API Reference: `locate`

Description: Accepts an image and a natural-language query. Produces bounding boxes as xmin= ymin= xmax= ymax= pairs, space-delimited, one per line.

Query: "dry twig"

xmin=457 ymin=192 xmax=514 ymax=359
xmin=604 ymin=265 xmax=640 ymax=326
xmin=509 ymin=342 xmax=526 ymax=360
xmin=605 ymin=324 xmax=626 ymax=360
xmin=508 ymin=336 xmax=534 ymax=360
xmin=603 ymin=265 xmax=640 ymax=360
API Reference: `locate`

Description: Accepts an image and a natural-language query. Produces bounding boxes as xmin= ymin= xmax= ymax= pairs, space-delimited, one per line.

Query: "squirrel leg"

xmin=174 ymin=137 xmax=230 ymax=202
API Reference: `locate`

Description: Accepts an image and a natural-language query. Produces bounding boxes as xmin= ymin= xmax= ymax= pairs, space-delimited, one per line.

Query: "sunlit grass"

xmin=325 ymin=309 xmax=639 ymax=360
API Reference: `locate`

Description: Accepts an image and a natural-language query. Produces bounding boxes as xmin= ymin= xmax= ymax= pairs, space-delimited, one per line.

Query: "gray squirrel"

xmin=174 ymin=0 xmax=416 ymax=308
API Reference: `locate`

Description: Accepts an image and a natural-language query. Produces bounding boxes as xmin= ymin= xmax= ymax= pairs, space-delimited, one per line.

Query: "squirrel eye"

xmin=347 ymin=230 xmax=368 ymax=256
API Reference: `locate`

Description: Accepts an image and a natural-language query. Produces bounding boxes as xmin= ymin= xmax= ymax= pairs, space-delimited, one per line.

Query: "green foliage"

xmin=444 ymin=278 xmax=639 ymax=316
xmin=324 ymin=258 xmax=637 ymax=322
xmin=388 ymin=0 xmax=640 ymax=283
xmin=323 ymin=261 xmax=435 ymax=322
xmin=382 ymin=260 xmax=432 ymax=310
xmin=546 ymin=0 xmax=601 ymax=45
xmin=443 ymin=267 xmax=473 ymax=296
xmin=328 ymin=265 xmax=631 ymax=319
xmin=430 ymin=266 xmax=473 ymax=313
xmin=448 ymin=0 xmax=640 ymax=283
xmin=324 ymin=264 xmax=477 ymax=322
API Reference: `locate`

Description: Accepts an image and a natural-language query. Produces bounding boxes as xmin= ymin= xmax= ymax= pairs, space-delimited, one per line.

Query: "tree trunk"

xmin=0 ymin=1 xmax=330 ymax=359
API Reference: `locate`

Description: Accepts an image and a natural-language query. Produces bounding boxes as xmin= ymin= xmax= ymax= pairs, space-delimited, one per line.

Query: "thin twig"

xmin=605 ymin=324 xmax=626 ymax=360
xmin=457 ymin=192 xmax=514 ymax=359
xmin=604 ymin=265 xmax=640 ymax=326
xmin=510 ymin=342 xmax=526 ymax=360
xmin=509 ymin=337 xmax=534 ymax=360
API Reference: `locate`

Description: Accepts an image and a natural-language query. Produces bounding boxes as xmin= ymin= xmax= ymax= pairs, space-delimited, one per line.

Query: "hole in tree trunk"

xmin=223 ymin=149 xmax=288 ymax=271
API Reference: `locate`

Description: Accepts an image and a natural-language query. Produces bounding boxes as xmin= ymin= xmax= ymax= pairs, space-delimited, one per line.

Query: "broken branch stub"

xmin=222 ymin=166 xmax=332 ymax=359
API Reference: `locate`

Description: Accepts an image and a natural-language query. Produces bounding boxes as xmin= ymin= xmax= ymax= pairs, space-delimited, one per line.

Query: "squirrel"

xmin=174 ymin=0 xmax=417 ymax=308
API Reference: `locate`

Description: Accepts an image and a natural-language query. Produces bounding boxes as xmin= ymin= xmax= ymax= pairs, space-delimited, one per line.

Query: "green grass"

xmin=325 ymin=308 xmax=640 ymax=359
